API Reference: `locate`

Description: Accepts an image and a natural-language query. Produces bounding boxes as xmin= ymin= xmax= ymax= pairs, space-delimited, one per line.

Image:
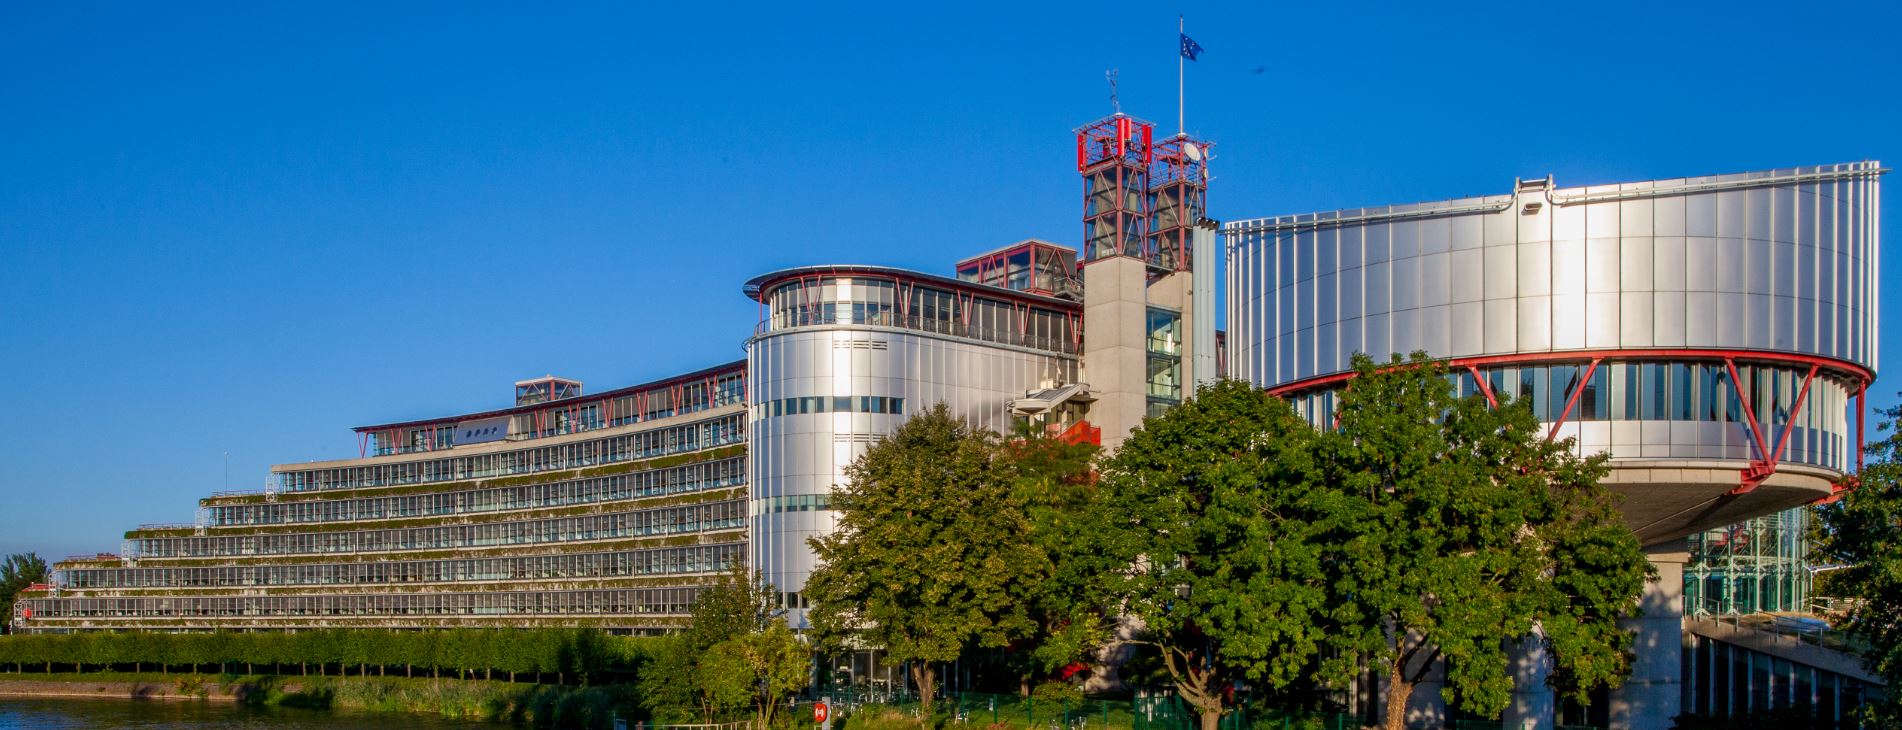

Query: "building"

xmin=11 ymin=112 xmax=1221 ymax=637
xmin=14 ymin=364 xmax=748 ymax=632
xmin=1224 ymin=162 xmax=1884 ymax=728
xmin=8 ymin=111 xmax=1886 ymax=728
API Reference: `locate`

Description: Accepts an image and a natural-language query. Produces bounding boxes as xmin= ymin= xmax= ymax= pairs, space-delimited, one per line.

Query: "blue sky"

xmin=1 ymin=2 xmax=1895 ymax=558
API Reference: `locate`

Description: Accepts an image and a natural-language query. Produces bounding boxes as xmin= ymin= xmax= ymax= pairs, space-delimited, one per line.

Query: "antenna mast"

xmin=1105 ymin=69 xmax=1120 ymax=114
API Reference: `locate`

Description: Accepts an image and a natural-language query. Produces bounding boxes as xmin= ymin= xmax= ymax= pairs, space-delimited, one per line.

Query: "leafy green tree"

xmin=0 ymin=552 xmax=49 ymax=634
xmin=642 ymin=561 xmax=798 ymax=724
xmin=1310 ymin=354 xmax=1648 ymax=730
xmin=1000 ymin=424 xmax=1110 ymax=694
xmin=1817 ymin=395 xmax=1902 ymax=726
xmin=1092 ymin=379 xmax=1324 ymax=730
xmin=732 ymin=618 xmax=813 ymax=730
xmin=806 ymin=404 xmax=1041 ymax=718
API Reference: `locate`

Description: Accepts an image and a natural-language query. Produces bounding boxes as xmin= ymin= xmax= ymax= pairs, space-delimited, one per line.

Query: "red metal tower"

xmin=1076 ymin=114 xmax=1154 ymax=263
xmin=1148 ymin=134 xmax=1211 ymax=271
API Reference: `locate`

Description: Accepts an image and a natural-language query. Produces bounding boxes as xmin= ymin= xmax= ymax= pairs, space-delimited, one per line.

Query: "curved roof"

xmin=742 ymin=264 xmax=1080 ymax=309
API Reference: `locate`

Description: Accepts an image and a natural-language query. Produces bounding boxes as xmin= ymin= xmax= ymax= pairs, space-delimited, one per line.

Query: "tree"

xmin=1816 ymin=395 xmax=1902 ymax=727
xmin=641 ymin=561 xmax=777 ymax=723
xmin=1310 ymin=354 xmax=1649 ymax=730
xmin=732 ymin=618 xmax=813 ymax=730
xmin=806 ymin=404 xmax=1041 ymax=718
xmin=1000 ymin=423 xmax=1109 ymax=694
xmin=1092 ymin=379 xmax=1325 ymax=730
xmin=0 ymin=553 xmax=49 ymax=634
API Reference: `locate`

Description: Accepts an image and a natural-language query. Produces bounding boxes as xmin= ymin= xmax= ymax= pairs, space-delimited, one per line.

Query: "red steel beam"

xmin=1265 ymin=348 xmax=1871 ymax=398
xmin=1466 ymin=365 xmax=1498 ymax=408
xmin=1767 ymin=365 xmax=1820 ymax=467
xmin=1546 ymin=358 xmax=1603 ymax=442
xmin=1723 ymin=358 xmax=1773 ymax=463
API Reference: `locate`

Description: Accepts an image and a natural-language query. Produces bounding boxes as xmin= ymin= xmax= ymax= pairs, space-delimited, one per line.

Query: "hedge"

xmin=0 ymin=629 xmax=655 ymax=683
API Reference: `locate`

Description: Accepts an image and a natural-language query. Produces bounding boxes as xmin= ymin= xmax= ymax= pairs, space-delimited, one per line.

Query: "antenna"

xmin=1105 ymin=69 xmax=1120 ymax=114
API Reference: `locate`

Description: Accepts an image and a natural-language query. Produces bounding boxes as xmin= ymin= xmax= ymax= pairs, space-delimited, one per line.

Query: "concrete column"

xmin=1080 ymin=256 xmax=1152 ymax=451
xmin=1502 ymin=630 xmax=1554 ymax=730
xmin=1609 ymin=540 xmax=1689 ymax=730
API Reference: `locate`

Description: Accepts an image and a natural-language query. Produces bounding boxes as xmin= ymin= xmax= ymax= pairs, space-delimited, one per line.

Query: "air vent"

xmin=833 ymin=340 xmax=889 ymax=351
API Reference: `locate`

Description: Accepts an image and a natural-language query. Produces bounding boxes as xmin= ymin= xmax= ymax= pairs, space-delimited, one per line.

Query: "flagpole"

xmin=1177 ymin=15 xmax=1185 ymax=136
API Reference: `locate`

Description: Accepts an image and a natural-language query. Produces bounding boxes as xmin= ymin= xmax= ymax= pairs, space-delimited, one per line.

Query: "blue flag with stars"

xmin=1180 ymin=33 xmax=1203 ymax=61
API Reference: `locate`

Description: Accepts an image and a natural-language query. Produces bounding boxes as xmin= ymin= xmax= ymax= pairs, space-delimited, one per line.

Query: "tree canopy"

xmin=1310 ymin=354 xmax=1649 ymax=730
xmin=805 ymin=404 xmax=1043 ymax=716
xmin=1816 ymin=394 xmax=1902 ymax=727
xmin=639 ymin=562 xmax=810 ymax=728
xmin=0 ymin=552 xmax=48 ymax=634
xmin=1092 ymin=356 xmax=1648 ymax=730
xmin=1092 ymin=378 xmax=1325 ymax=730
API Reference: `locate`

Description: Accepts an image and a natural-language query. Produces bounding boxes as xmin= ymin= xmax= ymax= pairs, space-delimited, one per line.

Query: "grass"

xmin=0 ymin=671 xmax=639 ymax=729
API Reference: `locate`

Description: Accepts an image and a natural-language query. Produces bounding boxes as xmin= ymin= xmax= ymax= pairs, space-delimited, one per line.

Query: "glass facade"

xmin=22 ymin=362 xmax=754 ymax=633
xmin=1686 ymin=507 xmax=1814 ymax=616
xmin=1146 ymin=307 xmax=1183 ymax=416
xmin=145 ymin=501 xmax=743 ymax=559
xmin=1284 ymin=359 xmax=1855 ymax=470
xmin=1683 ymin=631 xmax=1877 ymax=724
xmin=761 ymin=274 xmax=1079 ymax=355
xmin=283 ymin=414 xmax=744 ymax=492
xmin=62 ymin=543 xmax=745 ymax=589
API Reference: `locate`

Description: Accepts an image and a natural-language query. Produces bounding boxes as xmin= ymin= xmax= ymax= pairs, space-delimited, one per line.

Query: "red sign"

xmin=20 ymin=608 xmax=29 ymax=619
xmin=813 ymin=702 xmax=829 ymax=724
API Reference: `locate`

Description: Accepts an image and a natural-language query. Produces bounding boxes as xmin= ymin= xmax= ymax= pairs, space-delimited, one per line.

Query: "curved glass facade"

xmin=1285 ymin=359 xmax=1857 ymax=472
xmin=758 ymin=270 xmax=1081 ymax=355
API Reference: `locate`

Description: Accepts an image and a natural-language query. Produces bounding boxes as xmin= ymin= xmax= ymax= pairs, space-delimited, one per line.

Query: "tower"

xmin=1076 ymin=114 xmax=1154 ymax=262
xmin=1148 ymin=135 xmax=1212 ymax=271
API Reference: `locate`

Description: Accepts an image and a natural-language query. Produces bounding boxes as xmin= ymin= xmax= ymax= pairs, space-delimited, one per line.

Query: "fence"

xmin=815 ymin=687 xmax=1361 ymax=730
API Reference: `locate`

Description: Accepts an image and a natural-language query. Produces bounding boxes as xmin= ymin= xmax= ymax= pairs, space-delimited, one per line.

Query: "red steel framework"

xmin=1267 ymin=348 xmax=1874 ymax=497
xmin=1148 ymin=135 xmax=1211 ymax=272
xmin=1077 ymin=115 xmax=1154 ymax=262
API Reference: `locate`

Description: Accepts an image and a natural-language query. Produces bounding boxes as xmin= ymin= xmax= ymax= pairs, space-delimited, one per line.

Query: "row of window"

xmin=279 ymin=415 xmax=744 ymax=492
xmin=372 ymin=371 xmax=746 ymax=456
xmin=763 ymin=277 xmax=1080 ymax=355
xmin=1289 ymin=361 xmax=1847 ymax=428
xmin=750 ymin=493 xmax=832 ymax=516
xmin=1285 ymin=360 xmax=1854 ymax=469
xmin=148 ymin=502 xmax=742 ymax=559
xmin=62 ymin=544 xmax=744 ymax=589
xmin=208 ymin=457 xmax=743 ymax=529
xmin=1684 ymin=632 xmax=1873 ymax=722
xmin=751 ymin=396 xmax=905 ymax=421
xmin=19 ymin=587 xmax=705 ymax=620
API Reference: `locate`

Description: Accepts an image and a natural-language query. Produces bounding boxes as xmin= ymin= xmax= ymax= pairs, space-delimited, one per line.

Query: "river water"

xmin=0 ymin=697 xmax=510 ymax=729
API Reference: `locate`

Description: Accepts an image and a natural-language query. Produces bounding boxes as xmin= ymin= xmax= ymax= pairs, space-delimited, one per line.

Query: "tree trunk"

xmin=910 ymin=662 xmax=938 ymax=718
xmin=1199 ymin=709 xmax=1222 ymax=730
xmin=1383 ymin=659 xmax=1412 ymax=730
xmin=1020 ymin=674 xmax=1032 ymax=698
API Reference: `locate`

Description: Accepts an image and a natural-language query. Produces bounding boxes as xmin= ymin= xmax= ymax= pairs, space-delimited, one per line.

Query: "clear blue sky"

xmin=1 ymin=2 xmax=1895 ymax=559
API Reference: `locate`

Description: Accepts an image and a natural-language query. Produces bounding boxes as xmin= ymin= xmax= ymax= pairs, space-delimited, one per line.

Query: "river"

xmin=0 ymin=696 xmax=511 ymax=729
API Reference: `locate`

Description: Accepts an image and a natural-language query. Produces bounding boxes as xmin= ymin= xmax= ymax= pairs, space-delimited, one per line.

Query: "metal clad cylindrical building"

xmin=1223 ymin=163 xmax=1882 ymax=545
xmin=743 ymin=266 xmax=1080 ymax=626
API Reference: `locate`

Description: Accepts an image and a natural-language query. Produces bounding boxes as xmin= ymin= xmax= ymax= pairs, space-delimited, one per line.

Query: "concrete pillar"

xmin=1080 ymin=256 xmax=1151 ymax=451
xmin=1502 ymin=630 xmax=1554 ymax=730
xmin=1609 ymin=540 xmax=1688 ymax=730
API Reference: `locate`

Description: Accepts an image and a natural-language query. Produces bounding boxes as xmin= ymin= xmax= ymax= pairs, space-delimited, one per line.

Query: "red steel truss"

xmin=1269 ymin=348 xmax=1874 ymax=496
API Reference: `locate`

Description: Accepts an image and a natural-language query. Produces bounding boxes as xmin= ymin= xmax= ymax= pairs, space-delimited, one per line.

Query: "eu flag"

xmin=1180 ymin=33 xmax=1203 ymax=61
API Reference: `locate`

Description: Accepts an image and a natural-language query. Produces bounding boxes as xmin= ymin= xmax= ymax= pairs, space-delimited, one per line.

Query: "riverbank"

xmin=0 ymin=677 xmax=243 ymax=702
xmin=0 ymin=672 xmax=635 ymax=728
